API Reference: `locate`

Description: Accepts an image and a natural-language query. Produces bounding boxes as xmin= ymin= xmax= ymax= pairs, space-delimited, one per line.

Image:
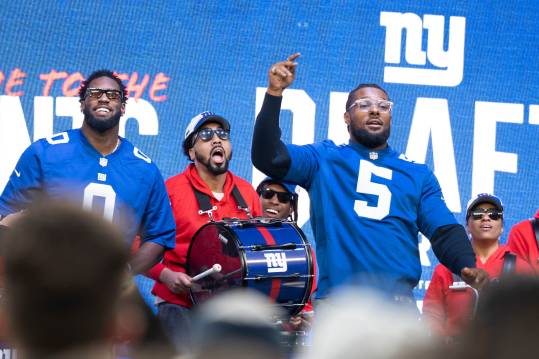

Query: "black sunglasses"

xmin=85 ymin=88 xmax=123 ymax=100
xmin=260 ymin=188 xmax=292 ymax=204
xmin=195 ymin=128 xmax=230 ymax=142
xmin=471 ymin=208 xmax=503 ymax=221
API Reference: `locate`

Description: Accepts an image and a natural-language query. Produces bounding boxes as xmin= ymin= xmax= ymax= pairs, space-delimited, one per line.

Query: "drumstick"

xmin=220 ymin=267 xmax=242 ymax=280
xmin=192 ymin=264 xmax=222 ymax=282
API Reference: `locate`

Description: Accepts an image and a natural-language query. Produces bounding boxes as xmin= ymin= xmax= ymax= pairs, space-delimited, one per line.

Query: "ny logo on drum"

xmin=380 ymin=11 xmax=466 ymax=87
xmin=264 ymin=252 xmax=288 ymax=273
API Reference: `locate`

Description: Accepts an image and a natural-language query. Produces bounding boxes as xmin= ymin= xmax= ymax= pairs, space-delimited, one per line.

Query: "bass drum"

xmin=187 ymin=219 xmax=314 ymax=316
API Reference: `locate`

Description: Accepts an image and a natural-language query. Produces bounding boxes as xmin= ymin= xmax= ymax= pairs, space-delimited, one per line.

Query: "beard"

xmin=83 ymin=107 xmax=122 ymax=133
xmin=195 ymin=148 xmax=233 ymax=176
xmin=350 ymin=125 xmax=390 ymax=149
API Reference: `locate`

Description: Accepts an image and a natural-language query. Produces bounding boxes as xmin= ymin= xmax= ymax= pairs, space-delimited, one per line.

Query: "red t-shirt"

xmin=422 ymin=244 xmax=533 ymax=337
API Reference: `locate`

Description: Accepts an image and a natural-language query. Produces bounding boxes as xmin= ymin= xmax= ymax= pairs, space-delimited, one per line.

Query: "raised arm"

xmin=251 ymin=53 xmax=300 ymax=179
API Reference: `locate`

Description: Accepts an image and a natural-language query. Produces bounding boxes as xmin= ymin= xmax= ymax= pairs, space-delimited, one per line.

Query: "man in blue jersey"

xmin=0 ymin=70 xmax=175 ymax=273
xmin=252 ymin=54 xmax=488 ymax=302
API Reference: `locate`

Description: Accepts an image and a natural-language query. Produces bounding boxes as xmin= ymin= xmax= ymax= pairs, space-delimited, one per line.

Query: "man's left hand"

xmin=267 ymin=52 xmax=300 ymax=97
xmin=460 ymin=267 xmax=489 ymax=290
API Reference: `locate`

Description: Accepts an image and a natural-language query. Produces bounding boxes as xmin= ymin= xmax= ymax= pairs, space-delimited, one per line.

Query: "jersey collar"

xmin=77 ymin=129 xmax=124 ymax=158
xmin=348 ymin=140 xmax=394 ymax=160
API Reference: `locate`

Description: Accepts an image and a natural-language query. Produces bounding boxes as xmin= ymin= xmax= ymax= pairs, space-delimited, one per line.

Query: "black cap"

xmin=465 ymin=193 xmax=503 ymax=220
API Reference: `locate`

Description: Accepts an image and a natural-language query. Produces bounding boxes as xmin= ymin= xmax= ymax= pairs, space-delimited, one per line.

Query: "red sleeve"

xmin=146 ymin=262 xmax=165 ymax=281
xmin=145 ymin=173 xmax=189 ymax=281
xmin=507 ymin=221 xmax=533 ymax=264
xmin=515 ymin=256 xmax=536 ymax=275
xmin=422 ymin=265 xmax=452 ymax=336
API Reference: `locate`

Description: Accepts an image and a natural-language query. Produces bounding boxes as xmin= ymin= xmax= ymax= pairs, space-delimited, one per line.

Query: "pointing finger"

xmin=287 ymin=52 xmax=301 ymax=62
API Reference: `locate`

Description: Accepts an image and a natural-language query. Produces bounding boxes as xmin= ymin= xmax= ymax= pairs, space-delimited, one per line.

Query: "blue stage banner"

xmin=1 ymin=1 xmax=538 ymax=309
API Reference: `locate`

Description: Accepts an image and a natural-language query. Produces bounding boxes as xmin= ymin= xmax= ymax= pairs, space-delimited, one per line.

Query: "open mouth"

xmin=210 ymin=146 xmax=226 ymax=164
xmin=264 ymin=208 xmax=279 ymax=217
xmin=94 ymin=106 xmax=112 ymax=115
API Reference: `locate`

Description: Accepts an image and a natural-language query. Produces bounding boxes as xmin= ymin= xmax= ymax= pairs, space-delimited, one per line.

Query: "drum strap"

xmin=193 ymin=188 xmax=217 ymax=220
xmin=502 ymin=252 xmax=516 ymax=275
xmin=231 ymin=186 xmax=253 ymax=219
xmin=192 ymin=185 xmax=253 ymax=220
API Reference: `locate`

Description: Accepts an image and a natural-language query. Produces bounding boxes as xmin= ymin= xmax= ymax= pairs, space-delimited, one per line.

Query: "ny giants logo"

xmin=380 ymin=12 xmax=466 ymax=87
xmin=263 ymin=252 xmax=288 ymax=273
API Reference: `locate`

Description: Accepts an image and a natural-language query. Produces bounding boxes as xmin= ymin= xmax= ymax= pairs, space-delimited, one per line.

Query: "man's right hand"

xmin=159 ymin=268 xmax=193 ymax=294
xmin=267 ymin=52 xmax=301 ymax=97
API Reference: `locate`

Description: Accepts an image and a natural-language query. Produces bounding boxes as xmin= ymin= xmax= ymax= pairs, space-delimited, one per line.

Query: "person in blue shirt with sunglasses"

xmin=251 ymin=53 xmax=489 ymax=304
xmin=0 ymin=70 xmax=175 ymax=274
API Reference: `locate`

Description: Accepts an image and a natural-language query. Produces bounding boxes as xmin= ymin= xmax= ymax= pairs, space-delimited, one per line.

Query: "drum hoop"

xmin=186 ymin=220 xmax=314 ymax=314
xmin=186 ymin=222 xmax=249 ymax=305
xmin=289 ymin=222 xmax=314 ymax=315
xmin=240 ymin=220 xmax=314 ymax=316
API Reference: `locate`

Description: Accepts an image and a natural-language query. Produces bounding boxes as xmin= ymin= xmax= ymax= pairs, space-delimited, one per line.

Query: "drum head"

xmin=187 ymin=223 xmax=244 ymax=304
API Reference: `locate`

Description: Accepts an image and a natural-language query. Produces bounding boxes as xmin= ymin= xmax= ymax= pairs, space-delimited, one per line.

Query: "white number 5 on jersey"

xmin=355 ymin=160 xmax=392 ymax=220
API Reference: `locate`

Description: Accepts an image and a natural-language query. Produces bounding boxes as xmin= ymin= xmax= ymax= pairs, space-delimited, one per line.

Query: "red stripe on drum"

xmin=257 ymin=226 xmax=277 ymax=245
xmin=270 ymin=279 xmax=282 ymax=302
xmin=257 ymin=226 xmax=280 ymax=301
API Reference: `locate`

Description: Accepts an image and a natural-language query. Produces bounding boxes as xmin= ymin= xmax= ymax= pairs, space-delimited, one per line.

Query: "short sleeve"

xmin=139 ymin=168 xmax=176 ymax=250
xmin=0 ymin=144 xmax=43 ymax=215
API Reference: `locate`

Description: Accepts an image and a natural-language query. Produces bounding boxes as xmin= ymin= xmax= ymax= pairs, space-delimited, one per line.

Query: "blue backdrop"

xmin=1 ymin=1 xmax=538 ymax=308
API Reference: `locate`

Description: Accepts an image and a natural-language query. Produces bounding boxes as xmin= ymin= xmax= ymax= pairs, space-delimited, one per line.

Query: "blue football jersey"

xmin=285 ymin=140 xmax=458 ymax=298
xmin=0 ymin=129 xmax=175 ymax=249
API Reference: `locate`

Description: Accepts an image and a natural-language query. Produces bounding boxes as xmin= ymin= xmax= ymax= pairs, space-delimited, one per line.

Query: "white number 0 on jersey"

xmin=354 ymin=160 xmax=392 ymax=220
xmin=83 ymin=183 xmax=117 ymax=221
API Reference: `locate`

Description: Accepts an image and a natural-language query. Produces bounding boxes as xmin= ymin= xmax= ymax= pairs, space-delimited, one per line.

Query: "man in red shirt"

xmin=146 ymin=112 xmax=262 ymax=353
xmin=507 ymin=209 xmax=539 ymax=271
xmin=422 ymin=194 xmax=533 ymax=340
